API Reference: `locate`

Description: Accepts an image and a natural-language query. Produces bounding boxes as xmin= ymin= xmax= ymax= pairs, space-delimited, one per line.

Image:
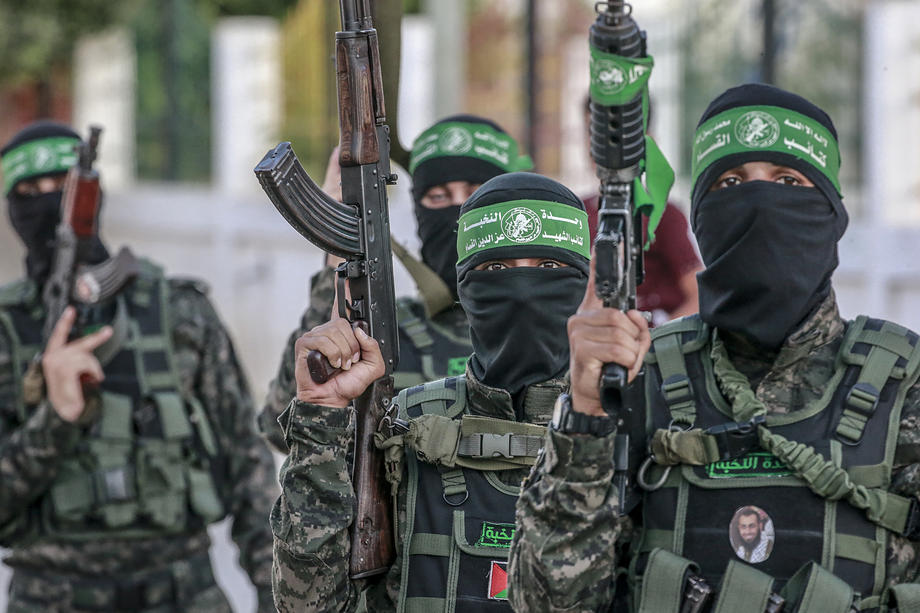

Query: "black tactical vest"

xmin=637 ymin=315 xmax=920 ymax=601
xmin=0 ymin=263 xmax=225 ymax=542
xmin=393 ymin=376 xmax=535 ymax=613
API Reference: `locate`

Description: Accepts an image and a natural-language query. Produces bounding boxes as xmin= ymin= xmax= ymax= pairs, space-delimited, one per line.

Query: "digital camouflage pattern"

xmin=259 ymin=265 xmax=472 ymax=453
xmin=509 ymin=293 xmax=920 ymax=611
xmin=270 ymin=371 xmax=553 ymax=612
xmin=0 ymin=275 xmax=278 ymax=612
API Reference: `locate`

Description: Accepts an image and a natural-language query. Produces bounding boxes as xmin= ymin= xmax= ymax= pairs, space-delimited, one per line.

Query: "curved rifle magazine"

xmin=255 ymin=142 xmax=362 ymax=258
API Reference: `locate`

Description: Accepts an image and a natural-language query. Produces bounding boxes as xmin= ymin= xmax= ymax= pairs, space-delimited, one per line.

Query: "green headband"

xmin=457 ymin=199 xmax=590 ymax=264
xmin=691 ymin=105 xmax=841 ymax=192
xmin=409 ymin=122 xmax=533 ymax=174
xmin=1 ymin=136 xmax=80 ymax=194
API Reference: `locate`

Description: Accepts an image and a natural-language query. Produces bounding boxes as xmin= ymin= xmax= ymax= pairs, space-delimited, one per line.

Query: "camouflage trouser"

xmin=6 ymin=552 xmax=232 ymax=613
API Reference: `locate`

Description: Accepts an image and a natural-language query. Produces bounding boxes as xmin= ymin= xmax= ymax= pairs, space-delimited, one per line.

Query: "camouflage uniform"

xmin=509 ymin=294 xmax=920 ymax=611
xmin=259 ymin=265 xmax=472 ymax=453
xmin=270 ymin=369 xmax=563 ymax=612
xmin=0 ymin=268 xmax=278 ymax=612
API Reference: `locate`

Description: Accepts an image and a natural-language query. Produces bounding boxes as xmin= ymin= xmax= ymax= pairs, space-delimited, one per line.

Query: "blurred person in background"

xmin=0 ymin=121 xmax=278 ymax=612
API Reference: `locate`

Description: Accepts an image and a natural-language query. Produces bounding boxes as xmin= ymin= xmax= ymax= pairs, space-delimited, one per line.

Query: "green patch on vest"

xmin=705 ymin=452 xmax=791 ymax=479
xmin=446 ymin=356 xmax=469 ymax=376
xmin=475 ymin=521 xmax=516 ymax=548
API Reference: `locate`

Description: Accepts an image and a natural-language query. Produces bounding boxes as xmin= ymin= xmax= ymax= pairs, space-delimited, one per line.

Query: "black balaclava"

xmin=410 ymin=115 xmax=532 ymax=297
xmin=2 ymin=121 xmax=107 ymax=283
xmin=689 ymin=84 xmax=847 ymax=349
xmin=455 ymin=172 xmax=590 ymax=397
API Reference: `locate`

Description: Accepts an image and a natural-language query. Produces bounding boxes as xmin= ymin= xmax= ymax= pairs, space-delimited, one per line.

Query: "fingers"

xmin=70 ymin=325 xmax=113 ymax=353
xmin=297 ymin=319 xmax=360 ymax=369
xmin=46 ymin=306 xmax=76 ymax=351
xmin=353 ymin=326 xmax=386 ymax=380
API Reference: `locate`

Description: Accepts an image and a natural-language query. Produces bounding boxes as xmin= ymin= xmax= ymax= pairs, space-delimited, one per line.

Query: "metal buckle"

xmin=637 ymin=456 xmax=671 ymax=491
xmin=704 ymin=415 xmax=765 ymax=461
xmin=473 ymin=433 xmax=513 ymax=459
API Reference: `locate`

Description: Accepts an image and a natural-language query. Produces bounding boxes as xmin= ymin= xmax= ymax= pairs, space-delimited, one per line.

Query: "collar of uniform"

xmin=780 ymin=289 xmax=844 ymax=360
xmin=464 ymin=365 xmax=566 ymax=424
xmin=720 ymin=290 xmax=843 ymax=371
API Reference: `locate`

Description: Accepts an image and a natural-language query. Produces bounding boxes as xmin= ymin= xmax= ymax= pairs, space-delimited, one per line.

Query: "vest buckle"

xmin=470 ymin=433 xmax=514 ymax=459
xmin=845 ymin=382 xmax=880 ymax=417
xmin=661 ymin=374 xmax=693 ymax=407
xmin=704 ymin=415 xmax=766 ymax=461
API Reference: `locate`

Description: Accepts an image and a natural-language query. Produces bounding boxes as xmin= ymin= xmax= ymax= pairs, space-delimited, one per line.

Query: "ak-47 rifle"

xmin=589 ymin=1 xmax=666 ymax=515
xmin=254 ymin=0 xmax=398 ymax=579
xmin=41 ymin=126 xmax=104 ymax=342
xmin=24 ymin=125 xmax=139 ymax=408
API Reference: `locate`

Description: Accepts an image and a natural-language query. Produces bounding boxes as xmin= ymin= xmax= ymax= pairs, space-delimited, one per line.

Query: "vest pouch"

xmin=402 ymin=472 xmax=517 ymax=612
xmin=448 ymin=509 xmax=515 ymax=611
xmin=91 ymin=392 xmax=139 ymax=528
xmin=46 ymin=392 xmax=140 ymax=531
xmin=187 ymin=466 xmax=224 ymax=523
xmin=780 ymin=562 xmax=854 ymax=613
xmin=635 ymin=548 xmax=698 ymax=613
xmin=136 ymin=438 xmax=188 ymax=531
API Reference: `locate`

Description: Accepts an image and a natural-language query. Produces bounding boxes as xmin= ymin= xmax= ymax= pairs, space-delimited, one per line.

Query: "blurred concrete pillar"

xmin=212 ymin=17 xmax=282 ymax=197
xmin=399 ymin=15 xmax=437 ymax=147
xmin=423 ymin=0 xmax=466 ymax=118
xmin=864 ymin=1 xmax=920 ymax=228
xmin=73 ymin=28 xmax=136 ymax=191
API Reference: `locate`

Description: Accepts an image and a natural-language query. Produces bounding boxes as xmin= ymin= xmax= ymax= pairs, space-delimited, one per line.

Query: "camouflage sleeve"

xmin=887 ymin=381 xmax=920 ymax=586
xmin=0 ymin=400 xmax=83 ymax=541
xmin=0 ymin=317 xmax=85 ymax=542
xmin=259 ymin=266 xmax=337 ymax=454
xmin=270 ymin=399 xmax=360 ymax=612
xmin=169 ymin=283 xmax=278 ymax=609
xmin=509 ymin=428 xmax=623 ymax=612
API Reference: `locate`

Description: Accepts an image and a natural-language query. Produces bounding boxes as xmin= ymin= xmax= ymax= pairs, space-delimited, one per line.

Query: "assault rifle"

xmin=589 ymin=0 xmax=653 ymax=515
xmin=41 ymin=126 xmax=138 ymax=342
xmin=25 ymin=126 xmax=139 ymax=409
xmin=254 ymin=0 xmax=399 ymax=579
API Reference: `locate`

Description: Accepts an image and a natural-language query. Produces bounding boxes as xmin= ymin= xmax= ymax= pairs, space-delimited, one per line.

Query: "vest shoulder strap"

xmin=647 ymin=315 xmax=710 ymax=427
xmin=396 ymin=297 xmax=435 ymax=352
xmin=398 ymin=375 xmax=467 ymax=420
xmin=835 ymin=316 xmax=920 ymax=443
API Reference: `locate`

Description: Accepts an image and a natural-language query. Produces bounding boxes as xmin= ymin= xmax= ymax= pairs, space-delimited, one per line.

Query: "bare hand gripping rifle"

xmin=254 ymin=0 xmax=399 ymax=579
xmin=589 ymin=1 xmax=672 ymax=515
